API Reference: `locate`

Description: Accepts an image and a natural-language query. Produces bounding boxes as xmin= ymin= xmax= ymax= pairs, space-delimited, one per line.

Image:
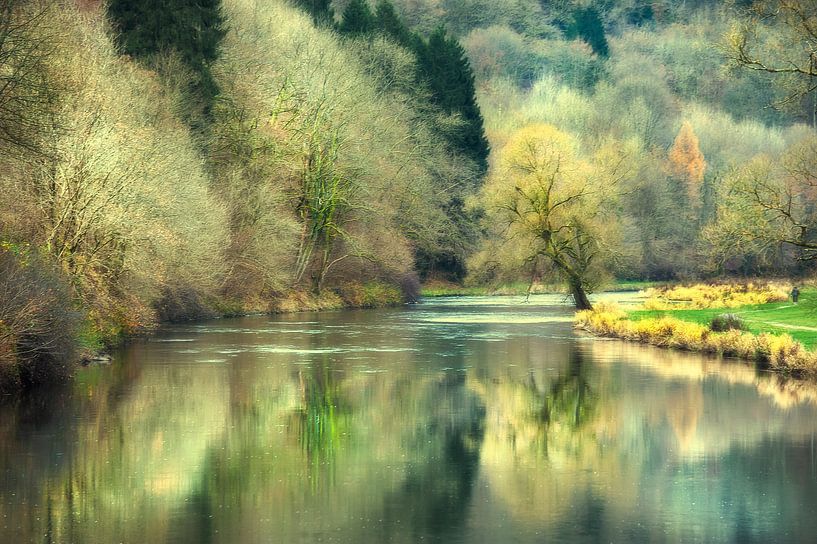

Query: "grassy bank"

xmin=420 ymin=279 xmax=667 ymax=297
xmin=629 ymin=299 xmax=817 ymax=348
xmin=576 ymin=282 xmax=817 ymax=376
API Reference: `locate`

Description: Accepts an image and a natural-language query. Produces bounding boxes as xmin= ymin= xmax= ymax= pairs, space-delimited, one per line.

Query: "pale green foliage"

xmin=681 ymin=103 xmax=786 ymax=172
xmin=463 ymin=26 xmax=543 ymax=86
xmin=1 ymin=8 xmax=228 ymax=326
xmin=612 ymin=23 xmax=724 ymax=102
xmin=590 ymin=47 xmax=681 ymax=148
xmin=475 ymin=124 xmax=634 ymax=306
xmin=480 ymin=76 xmax=595 ymax=150
xmin=215 ymin=0 xmax=458 ymax=292
xmin=464 ymin=27 xmax=601 ymax=90
xmin=705 ymin=131 xmax=817 ymax=268
xmin=388 ymin=0 xmax=556 ymax=37
xmin=613 ymin=15 xmax=787 ymax=124
xmin=726 ymin=0 xmax=817 ymax=126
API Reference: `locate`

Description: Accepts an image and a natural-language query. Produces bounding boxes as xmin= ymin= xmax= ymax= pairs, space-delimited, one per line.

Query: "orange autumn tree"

xmin=668 ymin=121 xmax=706 ymax=208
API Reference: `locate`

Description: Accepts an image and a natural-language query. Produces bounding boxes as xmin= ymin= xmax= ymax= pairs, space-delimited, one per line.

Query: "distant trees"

xmin=727 ymin=0 xmax=817 ymax=126
xmin=374 ymin=0 xmax=413 ymax=45
xmin=415 ymin=27 xmax=490 ymax=172
xmin=668 ymin=121 xmax=706 ymax=208
xmin=336 ymin=2 xmax=490 ymax=173
xmin=338 ymin=0 xmax=375 ymax=35
xmin=292 ymin=0 xmax=334 ymax=26
xmin=568 ymin=6 xmax=609 ymax=58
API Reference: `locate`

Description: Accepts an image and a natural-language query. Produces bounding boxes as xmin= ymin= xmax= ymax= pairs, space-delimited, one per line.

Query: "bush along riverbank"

xmin=0 ymin=244 xmax=408 ymax=394
xmin=575 ymin=282 xmax=817 ymax=377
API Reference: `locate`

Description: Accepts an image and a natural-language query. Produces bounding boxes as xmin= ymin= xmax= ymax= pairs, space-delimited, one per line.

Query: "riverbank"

xmin=575 ymin=284 xmax=817 ymax=376
xmin=8 ymin=281 xmax=406 ymax=393
xmin=420 ymin=279 xmax=664 ymax=297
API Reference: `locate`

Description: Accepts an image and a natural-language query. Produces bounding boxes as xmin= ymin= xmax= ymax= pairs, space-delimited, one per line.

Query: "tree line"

xmin=0 ymin=0 xmax=487 ymax=389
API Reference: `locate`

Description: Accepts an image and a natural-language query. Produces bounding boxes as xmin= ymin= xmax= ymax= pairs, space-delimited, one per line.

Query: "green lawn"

xmin=628 ymin=288 xmax=817 ymax=349
xmin=421 ymin=280 xmax=671 ymax=298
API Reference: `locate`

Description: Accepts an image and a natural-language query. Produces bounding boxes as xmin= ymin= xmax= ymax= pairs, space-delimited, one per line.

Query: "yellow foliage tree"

xmin=480 ymin=124 xmax=630 ymax=309
xmin=668 ymin=120 xmax=706 ymax=206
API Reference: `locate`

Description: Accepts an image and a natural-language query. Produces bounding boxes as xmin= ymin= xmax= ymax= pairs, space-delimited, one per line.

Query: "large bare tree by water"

xmin=480 ymin=124 xmax=630 ymax=310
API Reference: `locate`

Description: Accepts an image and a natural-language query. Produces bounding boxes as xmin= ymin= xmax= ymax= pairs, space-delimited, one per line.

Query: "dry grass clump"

xmin=643 ymin=282 xmax=790 ymax=310
xmin=336 ymin=282 xmax=404 ymax=308
xmin=271 ymin=291 xmax=345 ymax=313
xmin=575 ymin=305 xmax=817 ymax=375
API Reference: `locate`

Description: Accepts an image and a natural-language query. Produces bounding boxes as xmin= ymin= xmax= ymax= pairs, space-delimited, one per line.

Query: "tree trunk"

xmin=569 ymin=277 xmax=593 ymax=310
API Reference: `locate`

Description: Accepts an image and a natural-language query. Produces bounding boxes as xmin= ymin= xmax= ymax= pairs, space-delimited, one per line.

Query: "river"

xmin=1 ymin=295 xmax=816 ymax=543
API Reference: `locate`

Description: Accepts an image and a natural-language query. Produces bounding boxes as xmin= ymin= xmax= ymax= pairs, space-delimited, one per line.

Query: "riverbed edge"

xmin=574 ymin=308 xmax=817 ymax=378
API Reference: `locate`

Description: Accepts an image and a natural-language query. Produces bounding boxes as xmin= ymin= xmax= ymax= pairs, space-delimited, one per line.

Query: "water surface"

xmin=2 ymin=295 xmax=817 ymax=543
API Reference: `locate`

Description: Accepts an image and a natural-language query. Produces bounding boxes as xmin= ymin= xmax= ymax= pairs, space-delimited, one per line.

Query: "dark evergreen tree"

xmin=626 ymin=1 xmax=654 ymax=26
xmin=292 ymin=0 xmax=335 ymax=27
xmin=374 ymin=0 xmax=412 ymax=46
xmin=106 ymin=0 xmax=226 ymax=110
xmin=415 ymin=27 xmax=489 ymax=173
xmin=339 ymin=0 xmax=375 ymax=35
xmin=567 ymin=6 xmax=609 ymax=58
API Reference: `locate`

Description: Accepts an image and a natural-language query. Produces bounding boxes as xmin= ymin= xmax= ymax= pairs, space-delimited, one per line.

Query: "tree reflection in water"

xmin=5 ymin=310 xmax=817 ymax=543
xmin=541 ymin=348 xmax=596 ymax=433
xmin=374 ymin=370 xmax=486 ymax=542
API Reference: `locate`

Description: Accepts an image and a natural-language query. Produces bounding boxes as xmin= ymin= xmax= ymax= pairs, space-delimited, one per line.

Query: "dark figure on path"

xmin=791 ymin=286 xmax=800 ymax=304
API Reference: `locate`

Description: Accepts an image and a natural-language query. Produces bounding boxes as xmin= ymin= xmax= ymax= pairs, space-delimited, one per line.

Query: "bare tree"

xmin=0 ymin=0 xmax=59 ymax=156
xmin=727 ymin=0 xmax=817 ymax=126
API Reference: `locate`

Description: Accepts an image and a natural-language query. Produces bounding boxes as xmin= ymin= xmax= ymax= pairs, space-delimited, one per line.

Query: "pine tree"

xmin=415 ymin=27 xmax=489 ymax=172
xmin=568 ymin=6 xmax=609 ymax=58
xmin=107 ymin=0 xmax=226 ymax=103
xmin=292 ymin=0 xmax=335 ymax=27
xmin=339 ymin=0 xmax=375 ymax=35
xmin=374 ymin=1 xmax=411 ymax=46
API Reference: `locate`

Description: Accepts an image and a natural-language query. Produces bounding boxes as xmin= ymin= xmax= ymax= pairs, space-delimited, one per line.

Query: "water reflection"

xmin=0 ymin=296 xmax=816 ymax=543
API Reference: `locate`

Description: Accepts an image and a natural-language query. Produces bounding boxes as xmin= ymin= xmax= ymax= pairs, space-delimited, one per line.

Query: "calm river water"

xmin=2 ymin=295 xmax=817 ymax=543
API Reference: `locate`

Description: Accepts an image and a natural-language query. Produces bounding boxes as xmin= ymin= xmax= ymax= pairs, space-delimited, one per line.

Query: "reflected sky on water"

xmin=1 ymin=295 xmax=816 ymax=543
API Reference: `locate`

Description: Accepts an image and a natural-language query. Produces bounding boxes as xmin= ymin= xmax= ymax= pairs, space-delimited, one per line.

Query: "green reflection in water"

xmin=1 ymin=300 xmax=817 ymax=543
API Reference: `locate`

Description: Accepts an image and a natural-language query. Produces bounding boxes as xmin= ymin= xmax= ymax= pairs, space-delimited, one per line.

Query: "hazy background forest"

xmin=1 ymin=0 xmax=816 ymax=388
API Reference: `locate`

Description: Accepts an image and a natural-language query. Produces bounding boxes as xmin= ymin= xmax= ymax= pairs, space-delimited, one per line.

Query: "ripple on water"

xmin=415 ymin=314 xmax=573 ymax=324
xmin=254 ymin=346 xmax=345 ymax=354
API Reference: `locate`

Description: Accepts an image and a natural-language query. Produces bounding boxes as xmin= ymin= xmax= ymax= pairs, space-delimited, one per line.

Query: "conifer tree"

xmin=106 ymin=0 xmax=226 ymax=105
xmin=415 ymin=27 xmax=489 ymax=173
xmin=374 ymin=0 xmax=411 ymax=46
xmin=339 ymin=0 xmax=375 ymax=35
xmin=292 ymin=0 xmax=335 ymax=27
xmin=568 ymin=6 xmax=609 ymax=58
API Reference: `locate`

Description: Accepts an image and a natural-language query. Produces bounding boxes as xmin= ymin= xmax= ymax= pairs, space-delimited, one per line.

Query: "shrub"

xmin=576 ymin=305 xmax=817 ymax=375
xmin=0 ymin=247 xmax=80 ymax=390
xmin=337 ymin=281 xmax=404 ymax=308
xmin=644 ymin=282 xmax=790 ymax=310
xmin=710 ymin=313 xmax=746 ymax=332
